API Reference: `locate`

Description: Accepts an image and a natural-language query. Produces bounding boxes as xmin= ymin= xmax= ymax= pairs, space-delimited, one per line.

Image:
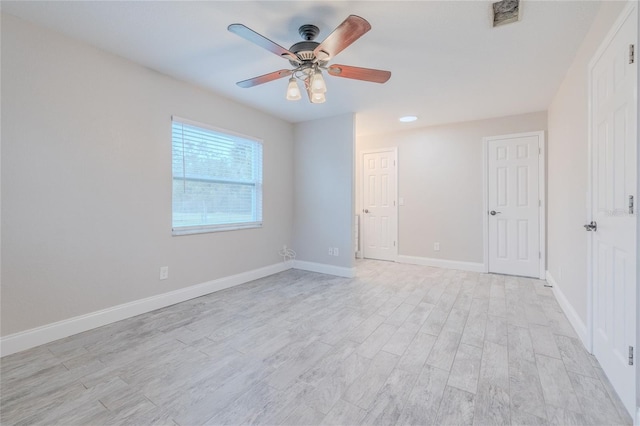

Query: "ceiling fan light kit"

xmin=228 ymin=15 xmax=391 ymax=104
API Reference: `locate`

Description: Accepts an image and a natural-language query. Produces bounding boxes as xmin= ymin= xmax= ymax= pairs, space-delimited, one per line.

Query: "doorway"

xmin=361 ymin=148 xmax=398 ymax=261
xmin=483 ymin=131 xmax=546 ymax=279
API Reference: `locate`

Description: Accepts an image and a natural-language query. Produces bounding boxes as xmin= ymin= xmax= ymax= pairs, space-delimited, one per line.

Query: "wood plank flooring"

xmin=0 ymin=260 xmax=632 ymax=425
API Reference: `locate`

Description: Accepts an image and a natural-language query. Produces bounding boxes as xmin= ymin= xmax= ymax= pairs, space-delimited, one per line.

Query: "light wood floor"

xmin=0 ymin=260 xmax=632 ymax=425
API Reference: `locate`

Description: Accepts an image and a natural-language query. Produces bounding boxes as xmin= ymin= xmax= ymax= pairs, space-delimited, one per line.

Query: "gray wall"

xmin=293 ymin=114 xmax=355 ymax=270
xmin=356 ymin=112 xmax=547 ymax=264
xmin=1 ymin=14 xmax=295 ymax=336
xmin=547 ymin=1 xmax=626 ymax=330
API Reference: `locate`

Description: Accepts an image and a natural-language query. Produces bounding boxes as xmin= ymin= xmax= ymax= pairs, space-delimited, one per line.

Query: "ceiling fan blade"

xmin=313 ymin=15 xmax=371 ymax=61
xmin=236 ymin=69 xmax=292 ymax=88
xmin=228 ymin=24 xmax=301 ymax=64
xmin=327 ymin=65 xmax=391 ymax=83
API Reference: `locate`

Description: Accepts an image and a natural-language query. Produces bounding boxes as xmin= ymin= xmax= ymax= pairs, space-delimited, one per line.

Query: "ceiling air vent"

xmin=492 ymin=0 xmax=520 ymax=27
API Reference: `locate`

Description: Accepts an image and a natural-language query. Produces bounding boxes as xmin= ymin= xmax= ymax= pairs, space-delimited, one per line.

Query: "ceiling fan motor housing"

xmin=288 ymin=41 xmax=319 ymax=64
xmin=287 ymin=24 xmax=328 ymax=66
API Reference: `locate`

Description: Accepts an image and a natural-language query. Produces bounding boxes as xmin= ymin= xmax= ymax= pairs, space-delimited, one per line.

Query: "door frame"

xmin=482 ymin=131 xmax=546 ymax=279
xmin=359 ymin=147 xmax=399 ymax=261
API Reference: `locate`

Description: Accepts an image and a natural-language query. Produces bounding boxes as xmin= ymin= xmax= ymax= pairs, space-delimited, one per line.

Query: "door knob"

xmin=489 ymin=210 xmax=501 ymax=216
xmin=584 ymin=221 xmax=597 ymax=232
xmin=363 ymin=209 xmax=369 ymax=213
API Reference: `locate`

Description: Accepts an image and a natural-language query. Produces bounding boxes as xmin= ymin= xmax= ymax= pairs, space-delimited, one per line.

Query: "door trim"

xmin=482 ymin=131 xmax=546 ymax=279
xmin=360 ymin=147 xmax=398 ymax=261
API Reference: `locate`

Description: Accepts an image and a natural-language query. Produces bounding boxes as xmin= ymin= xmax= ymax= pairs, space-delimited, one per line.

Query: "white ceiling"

xmin=2 ymin=1 xmax=601 ymax=136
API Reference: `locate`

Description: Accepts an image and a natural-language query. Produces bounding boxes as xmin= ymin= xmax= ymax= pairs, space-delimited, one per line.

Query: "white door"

xmin=486 ymin=132 xmax=543 ymax=278
xmin=362 ymin=150 xmax=397 ymax=261
xmin=589 ymin=4 xmax=637 ymax=417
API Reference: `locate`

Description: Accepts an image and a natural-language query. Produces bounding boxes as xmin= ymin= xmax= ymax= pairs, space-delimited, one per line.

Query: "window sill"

xmin=172 ymin=223 xmax=262 ymax=236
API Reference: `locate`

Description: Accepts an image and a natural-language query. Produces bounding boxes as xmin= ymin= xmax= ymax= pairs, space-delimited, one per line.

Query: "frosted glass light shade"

xmin=311 ymin=92 xmax=326 ymax=104
xmin=310 ymin=70 xmax=326 ymax=94
xmin=286 ymin=77 xmax=301 ymax=100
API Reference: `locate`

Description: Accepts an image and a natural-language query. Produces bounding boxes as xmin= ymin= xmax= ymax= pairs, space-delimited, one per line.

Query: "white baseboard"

xmin=545 ymin=271 xmax=589 ymax=348
xmin=0 ymin=261 xmax=292 ymax=357
xmin=397 ymin=255 xmax=484 ymax=273
xmin=293 ymin=260 xmax=356 ymax=278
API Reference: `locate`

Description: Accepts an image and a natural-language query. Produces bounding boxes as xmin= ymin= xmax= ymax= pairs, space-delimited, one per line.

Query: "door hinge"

xmin=538 ymin=147 xmax=541 ymax=155
xmin=393 ymin=241 xmax=396 ymax=247
xmin=539 ymin=200 xmax=542 ymax=207
xmin=630 ymin=44 xmax=635 ymax=64
xmin=629 ymin=346 xmax=634 ymax=365
xmin=629 ymin=195 xmax=634 ymax=215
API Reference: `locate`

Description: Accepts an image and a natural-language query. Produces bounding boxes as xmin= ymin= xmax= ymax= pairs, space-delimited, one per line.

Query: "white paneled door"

xmin=486 ymin=132 xmax=543 ymax=278
xmin=362 ymin=150 xmax=397 ymax=261
xmin=589 ymin=4 xmax=637 ymax=418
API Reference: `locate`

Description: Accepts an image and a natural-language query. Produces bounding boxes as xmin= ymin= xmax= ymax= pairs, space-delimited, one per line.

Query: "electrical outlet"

xmin=160 ymin=266 xmax=168 ymax=280
xmin=334 ymin=247 xmax=339 ymax=256
xmin=328 ymin=247 xmax=333 ymax=256
xmin=434 ymin=242 xmax=440 ymax=251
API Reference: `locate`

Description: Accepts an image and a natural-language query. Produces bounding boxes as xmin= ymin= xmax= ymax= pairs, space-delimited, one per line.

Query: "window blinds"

xmin=171 ymin=117 xmax=263 ymax=234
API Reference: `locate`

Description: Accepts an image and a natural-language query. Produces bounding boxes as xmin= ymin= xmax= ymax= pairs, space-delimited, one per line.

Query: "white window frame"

xmin=171 ymin=116 xmax=263 ymax=236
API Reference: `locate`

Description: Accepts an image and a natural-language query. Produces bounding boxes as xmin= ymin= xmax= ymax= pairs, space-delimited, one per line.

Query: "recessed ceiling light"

xmin=399 ymin=116 xmax=418 ymax=123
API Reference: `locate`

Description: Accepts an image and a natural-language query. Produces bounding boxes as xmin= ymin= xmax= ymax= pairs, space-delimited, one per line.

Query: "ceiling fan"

xmin=228 ymin=15 xmax=391 ymax=104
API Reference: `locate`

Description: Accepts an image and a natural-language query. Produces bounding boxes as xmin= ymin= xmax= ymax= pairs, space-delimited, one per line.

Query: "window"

xmin=172 ymin=116 xmax=263 ymax=235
